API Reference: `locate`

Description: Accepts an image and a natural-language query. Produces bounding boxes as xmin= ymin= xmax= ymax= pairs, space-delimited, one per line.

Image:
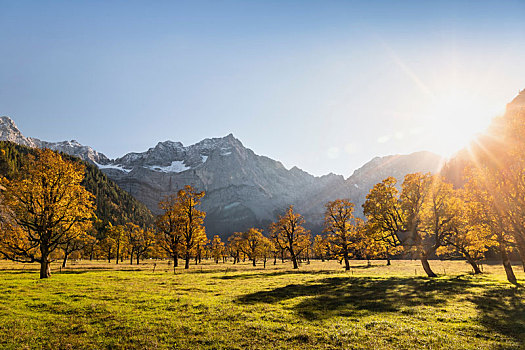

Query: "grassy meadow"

xmin=0 ymin=259 xmax=524 ymax=349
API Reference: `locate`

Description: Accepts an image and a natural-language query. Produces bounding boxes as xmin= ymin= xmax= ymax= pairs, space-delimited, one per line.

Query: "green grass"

xmin=0 ymin=259 xmax=524 ymax=349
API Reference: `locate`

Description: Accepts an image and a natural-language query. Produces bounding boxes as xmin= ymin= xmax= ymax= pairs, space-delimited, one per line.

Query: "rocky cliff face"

xmin=0 ymin=117 xmax=39 ymax=148
xmin=101 ymin=134 xmax=350 ymax=236
xmin=100 ymin=135 xmax=444 ymax=236
xmin=0 ymin=115 xmax=445 ymax=238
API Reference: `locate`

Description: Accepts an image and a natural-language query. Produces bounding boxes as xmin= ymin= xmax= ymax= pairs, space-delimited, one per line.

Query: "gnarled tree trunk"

xmin=461 ymin=248 xmax=482 ymax=274
xmin=500 ymin=240 xmax=517 ymax=284
xmin=420 ymin=254 xmax=437 ymax=277
xmin=40 ymin=259 xmax=51 ymax=279
xmin=185 ymin=252 xmax=190 ymax=269
xmin=343 ymin=251 xmax=350 ymax=271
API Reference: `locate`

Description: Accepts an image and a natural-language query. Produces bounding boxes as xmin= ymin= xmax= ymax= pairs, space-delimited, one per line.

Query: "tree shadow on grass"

xmin=0 ymin=269 xmax=38 ymax=274
xmin=237 ymin=275 xmax=481 ymax=320
xmin=57 ymin=270 xmax=104 ymax=275
xmin=470 ymin=285 xmax=525 ymax=345
xmin=216 ymin=270 xmax=336 ymax=280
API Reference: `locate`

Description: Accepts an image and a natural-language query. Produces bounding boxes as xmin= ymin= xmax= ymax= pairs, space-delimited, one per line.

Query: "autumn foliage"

xmin=0 ymin=149 xmax=95 ymax=278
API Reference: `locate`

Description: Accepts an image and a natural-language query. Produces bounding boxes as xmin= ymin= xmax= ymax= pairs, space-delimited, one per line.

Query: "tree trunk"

xmin=343 ymin=251 xmax=350 ymax=271
xmin=62 ymin=252 xmax=69 ymax=268
xmin=462 ymin=249 xmax=482 ymax=274
xmin=130 ymin=253 xmax=133 ymax=265
xmin=420 ymin=255 xmax=437 ymax=277
xmin=185 ymin=252 xmax=190 ymax=269
xmin=291 ymin=257 xmax=298 ymax=269
xmin=252 ymin=258 xmax=256 ymax=267
xmin=116 ymin=241 xmax=120 ymax=265
xmin=136 ymin=255 xmax=139 ymax=265
xmin=40 ymin=259 xmax=51 ymax=279
xmin=500 ymin=241 xmax=518 ymax=284
xmin=289 ymin=248 xmax=298 ymax=269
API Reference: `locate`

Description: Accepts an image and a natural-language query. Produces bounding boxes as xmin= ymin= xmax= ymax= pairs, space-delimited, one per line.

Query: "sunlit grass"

xmin=0 ymin=259 xmax=524 ymax=349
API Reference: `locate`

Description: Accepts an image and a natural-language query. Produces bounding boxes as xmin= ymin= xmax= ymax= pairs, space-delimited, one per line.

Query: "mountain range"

xmin=0 ymin=116 xmax=444 ymax=237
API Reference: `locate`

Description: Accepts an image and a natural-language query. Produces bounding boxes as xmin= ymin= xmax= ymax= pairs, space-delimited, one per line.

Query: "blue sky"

xmin=1 ymin=0 xmax=525 ymax=176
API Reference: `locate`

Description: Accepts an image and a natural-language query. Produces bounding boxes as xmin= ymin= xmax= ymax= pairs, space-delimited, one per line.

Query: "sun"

xmin=420 ymin=89 xmax=503 ymax=158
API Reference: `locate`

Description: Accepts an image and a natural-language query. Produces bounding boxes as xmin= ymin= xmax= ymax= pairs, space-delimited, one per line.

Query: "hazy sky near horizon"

xmin=1 ymin=0 xmax=525 ymax=176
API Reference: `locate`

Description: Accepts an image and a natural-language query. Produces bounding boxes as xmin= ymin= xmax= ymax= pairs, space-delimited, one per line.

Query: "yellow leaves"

xmin=324 ymin=199 xmax=355 ymax=234
xmin=363 ymin=177 xmax=403 ymax=246
xmin=211 ymin=235 xmax=225 ymax=261
xmin=323 ymin=199 xmax=364 ymax=257
xmin=312 ymin=235 xmax=329 ymax=258
xmin=269 ymin=205 xmax=310 ymax=251
xmin=0 ymin=149 xmax=95 ymax=267
xmin=157 ymin=185 xmax=206 ymax=262
xmin=269 ymin=205 xmax=310 ymax=268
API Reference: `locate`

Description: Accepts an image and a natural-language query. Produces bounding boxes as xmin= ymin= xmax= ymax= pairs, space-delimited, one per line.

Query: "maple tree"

xmin=0 ymin=149 xmax=95 ymax=278
xmin=258 ymin=235 xmax=273 ymax=268
xmin=363 ymin=173 xmax=439 ymax=277
xmin=227 ymin=233 xmax=242 ymax=264
xmin=269 ymin=205 xmax=310 ymax=269
xmin=175 ymin=185 xmax=206 ymax=269
xmin=106 ymin=223 xmax=127 ymax=265
xmin=323 ymin=199 xmax=363 ymax=270
xmin=125 ymin=222 xmax=155 ymax=265
xmin=238 ymin=227 xmax=265 ymax=266
xmin=211 ymin=235 xmax=225 ymax=263
xmin=437 ymin=188 xmax=492 ymax=274
xmin=156 ymin=194 xmax=184 ymax=268
xmin=464 ymin=167 xmax=519 ymax=283
xmin=312 ymin=234 xmax=330 ymax=262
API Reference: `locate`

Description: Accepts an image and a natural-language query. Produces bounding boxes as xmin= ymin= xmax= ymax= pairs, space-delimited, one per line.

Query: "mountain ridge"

xmin=0 ymin=115 xmax=445 ymax=237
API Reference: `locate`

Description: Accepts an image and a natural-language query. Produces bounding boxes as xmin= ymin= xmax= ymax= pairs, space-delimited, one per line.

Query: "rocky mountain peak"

xmin=0 ymin=116 xmax=109 ymax=164
xmin=155 ymin=140 xmax=184 ymax=149
xmin=111 ymin=134 xmax=246 ymax=171
xmin=0 ymin=116 xmax=38 ymax=147
xmin=0 ymin=116 xmax=17 ymax=129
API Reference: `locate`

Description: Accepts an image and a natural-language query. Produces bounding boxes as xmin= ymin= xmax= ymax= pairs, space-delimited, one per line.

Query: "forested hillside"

xmin=0 ymin=141 xmax=154 ymax=228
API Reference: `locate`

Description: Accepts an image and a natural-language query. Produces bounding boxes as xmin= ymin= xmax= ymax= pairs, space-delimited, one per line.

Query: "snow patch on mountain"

xmin=146 ymin=161 xmax=189 ymax=173
xmin=95 ymin=162 xmax=131 ymax=173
